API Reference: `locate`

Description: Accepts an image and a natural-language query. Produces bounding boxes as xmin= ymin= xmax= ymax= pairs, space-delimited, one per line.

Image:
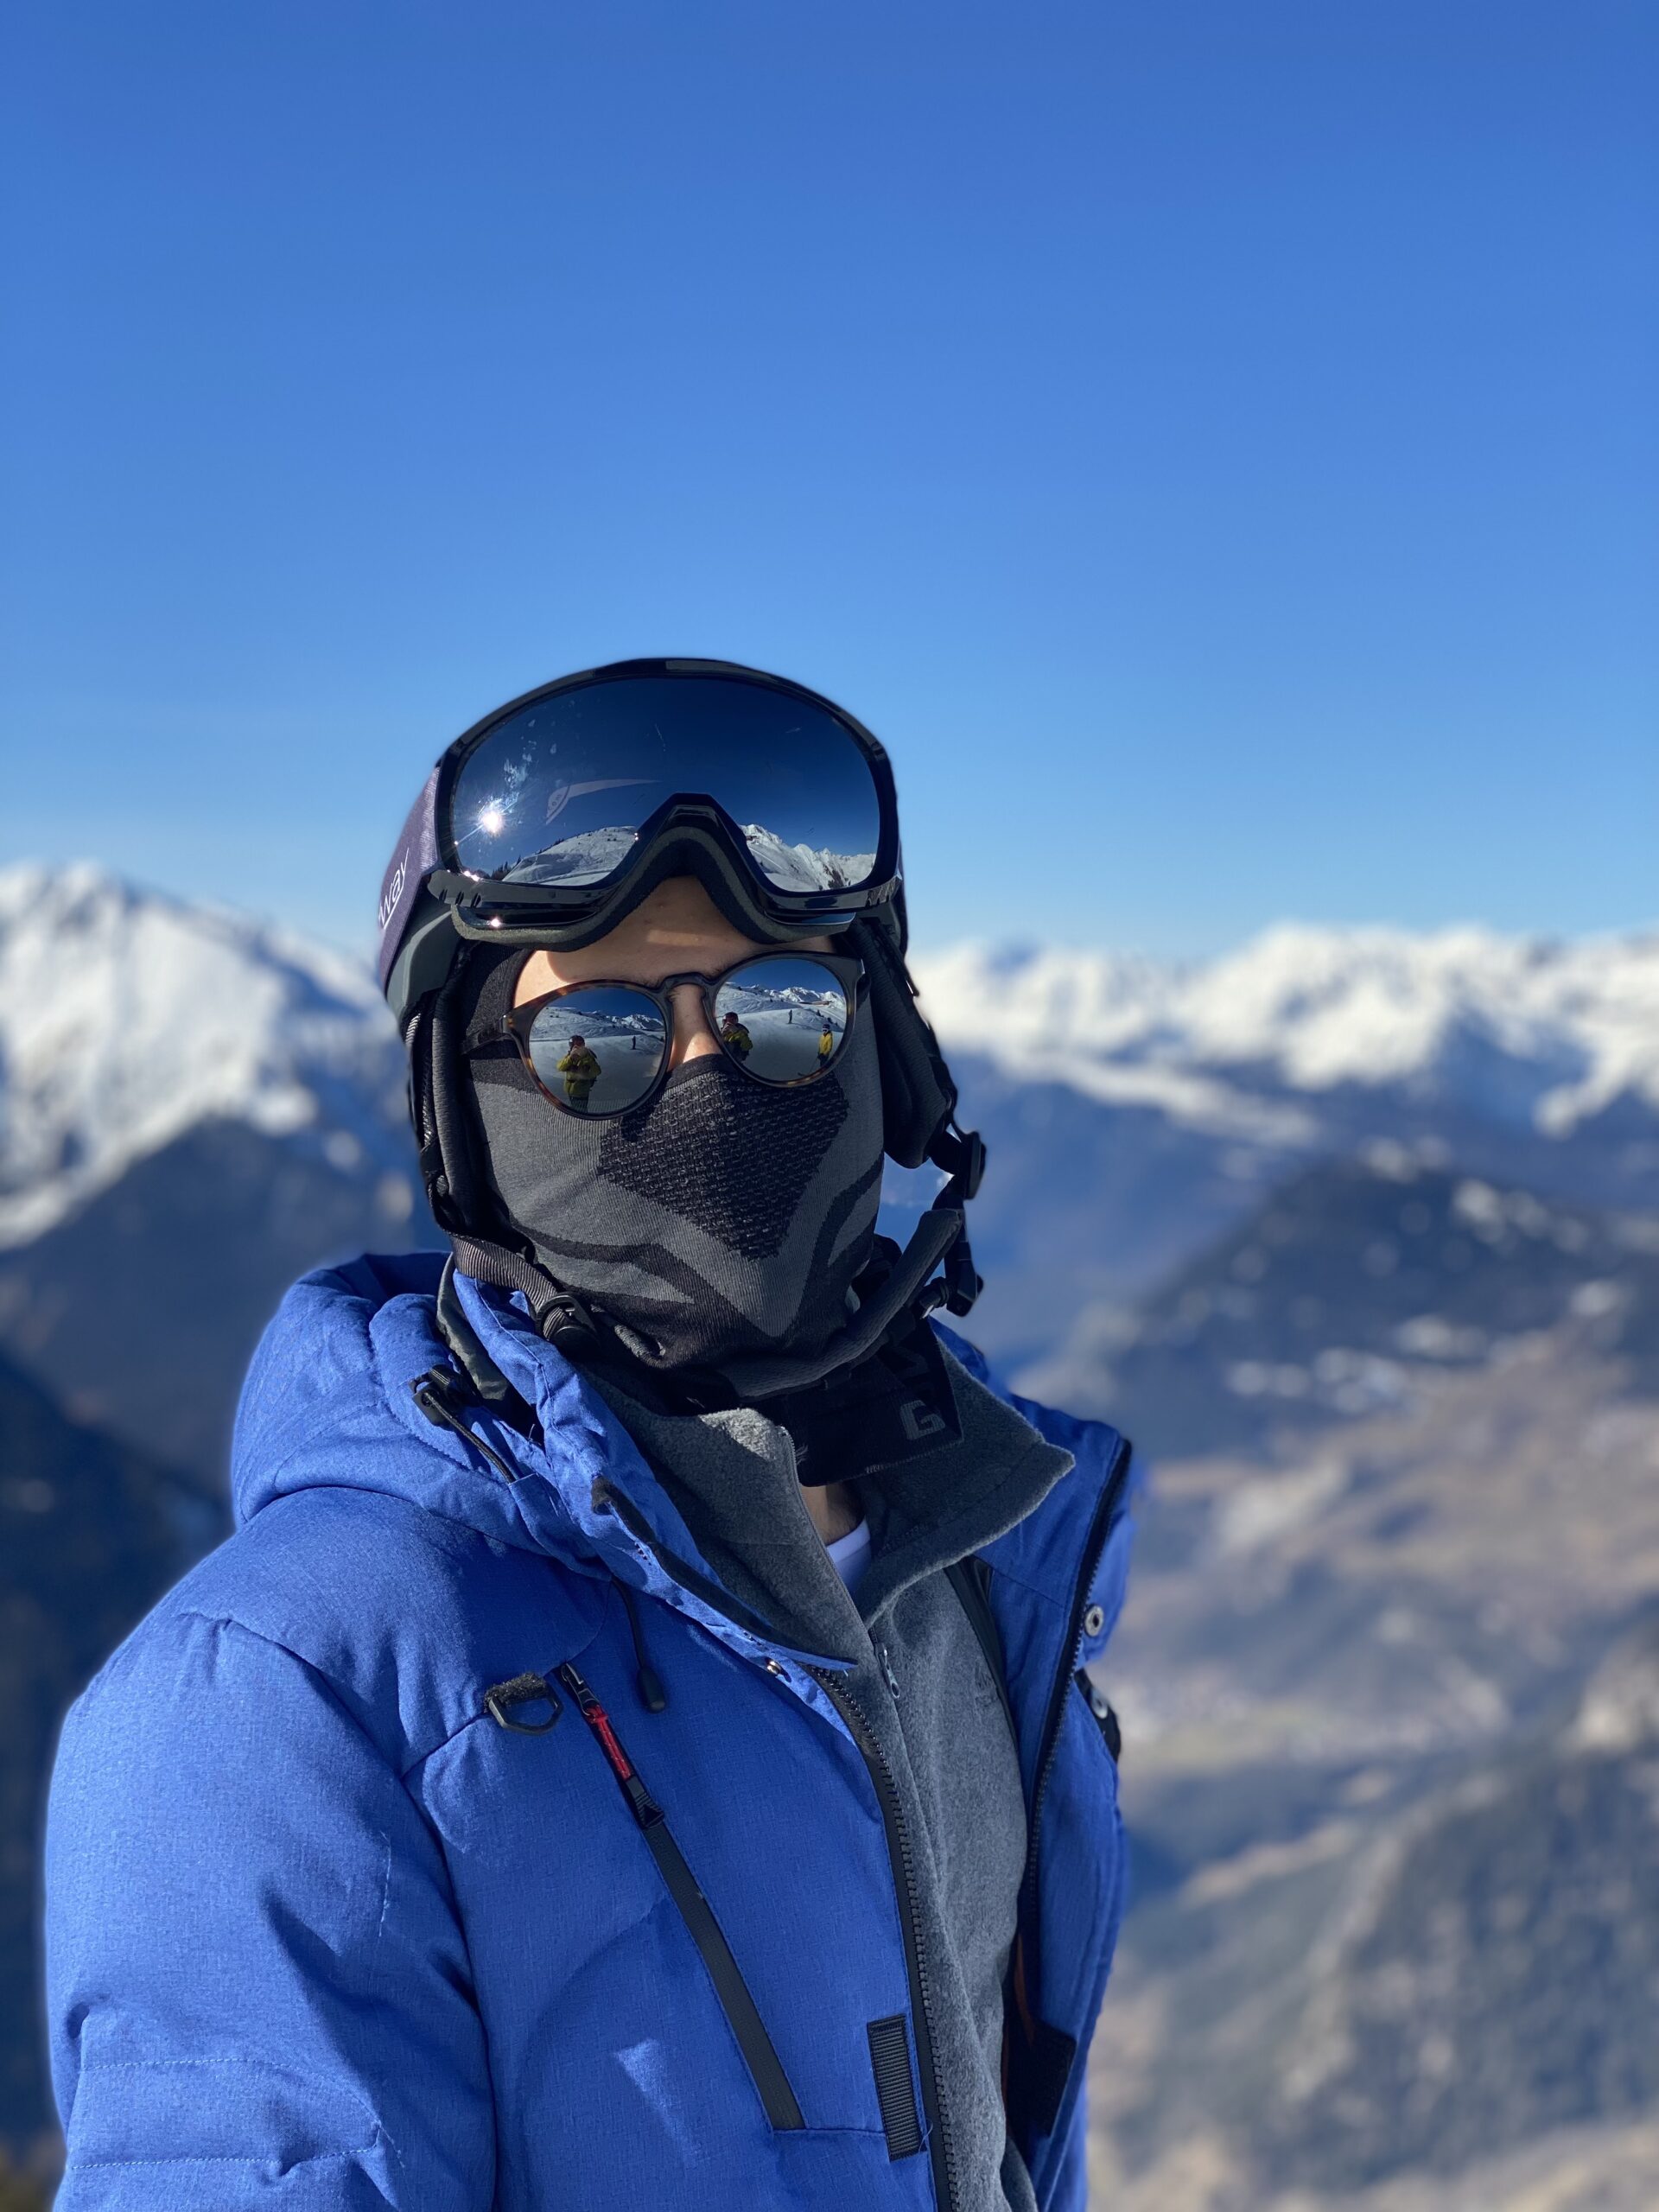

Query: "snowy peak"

xmin=738 ymin=825 xmax=877 ymax=893
xmin=912 ymin=924 xmax=1659 ymax=1140
xmin=0 ymin=863 xmax=405 ymax=1248
xmin=5 ymin=864 xmax=1656 ymax=1255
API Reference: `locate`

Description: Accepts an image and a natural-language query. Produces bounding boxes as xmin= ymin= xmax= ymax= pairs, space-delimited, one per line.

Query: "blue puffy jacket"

xmin=46 ymin=1253 xmax=1133 ymax=2211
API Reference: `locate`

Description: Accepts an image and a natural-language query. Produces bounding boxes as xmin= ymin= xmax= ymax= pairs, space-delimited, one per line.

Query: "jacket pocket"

xmin=1075 ymin=1669 xmax=1122 ymax=1762
xmin=556 ymin=1662 xmax=804 ymax=2131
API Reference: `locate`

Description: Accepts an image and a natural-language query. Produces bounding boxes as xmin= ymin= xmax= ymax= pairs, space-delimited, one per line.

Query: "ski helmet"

xmin=377 ymin=658 xmax=984 ymax=1394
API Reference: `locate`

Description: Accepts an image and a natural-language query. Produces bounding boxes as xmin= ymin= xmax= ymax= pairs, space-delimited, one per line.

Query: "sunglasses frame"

xmin=500 ymin=950 xmax=866 ymax=1119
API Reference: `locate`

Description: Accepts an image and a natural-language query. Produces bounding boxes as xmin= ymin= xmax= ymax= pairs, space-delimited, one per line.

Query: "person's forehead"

xmin=511 ymin=884 xmax=765 ymax=998
xmin=510 ymin=878 xmax=836 ymax=1002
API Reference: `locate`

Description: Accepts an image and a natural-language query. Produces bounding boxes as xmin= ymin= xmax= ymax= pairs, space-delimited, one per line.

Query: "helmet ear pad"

xmin=848 ymin=917 xmax=961 ymax=1171
xmin=405 ymin=947 xmax=531 ymax=1249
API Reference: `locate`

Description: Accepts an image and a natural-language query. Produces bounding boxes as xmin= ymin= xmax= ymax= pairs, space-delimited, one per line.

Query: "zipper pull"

xmin=483 ymin=1672 xmax=563 ymax=1733
xmin=879 ymin=1644 xmax=902 ymax=1701
xmin=557 ymin=1662 xmax=664 ymax=1827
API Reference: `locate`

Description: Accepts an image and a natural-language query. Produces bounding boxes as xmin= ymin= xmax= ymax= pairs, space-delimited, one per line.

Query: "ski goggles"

xmin=499 ymin=951 xmax=863 ymax=1117
xmin=378 ymin=662 xmax=901 ymax=997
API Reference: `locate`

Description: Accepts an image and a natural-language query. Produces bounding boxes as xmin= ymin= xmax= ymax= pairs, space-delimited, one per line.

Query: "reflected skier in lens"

xmin=556 ymin=1034 xmax=601 ymax=1108
xmin=719 ymin=1009 xmax=753 ymax=1060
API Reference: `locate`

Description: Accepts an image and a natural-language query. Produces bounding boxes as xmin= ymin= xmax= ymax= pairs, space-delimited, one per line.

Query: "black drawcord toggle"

xmin=615 ymin=1580 xmax=668 ymax=1713
xmin=411 ymin=1369 xmax=521 ymax=1484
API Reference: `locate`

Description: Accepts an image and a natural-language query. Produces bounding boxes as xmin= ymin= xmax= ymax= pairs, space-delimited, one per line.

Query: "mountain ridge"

xmin=8 ymin=861 xmax=1659 ymax=1276
xmin=912 ymin=922 xmax=1659 ymax=1141
xmin=0 ymin=861 xmax=412 ymax=1249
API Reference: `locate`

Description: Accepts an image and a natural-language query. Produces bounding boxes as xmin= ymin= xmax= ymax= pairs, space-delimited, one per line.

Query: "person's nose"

xmin=666 ymin=983 xmax=721 ymax=1071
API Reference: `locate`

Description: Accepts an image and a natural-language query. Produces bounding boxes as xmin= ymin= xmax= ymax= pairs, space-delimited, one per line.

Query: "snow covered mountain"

xmin=0 ymin=861 xmax=413 ymax=1250
xmin=905 ymin=924 xmax=1659 ymax=1373
xmin=912 ymin=925 xmax=1659 ymax=1142
xmin=12 ymin=864 xmax=1652 ymax=1254
xmin=500 ymin=823 xmax=876 ymax=895
xmin=5 ymin=861 xmax=1659 ymax=1453
xmin=506 ymin=823 xmax=639 ymax=884
xmin=0 ymin=866 xmax=429 ymax=1475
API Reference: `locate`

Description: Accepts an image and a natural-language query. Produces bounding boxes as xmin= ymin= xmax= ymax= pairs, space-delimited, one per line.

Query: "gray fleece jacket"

xmin=596 ymin=1349 xmax=1074 ymax=2212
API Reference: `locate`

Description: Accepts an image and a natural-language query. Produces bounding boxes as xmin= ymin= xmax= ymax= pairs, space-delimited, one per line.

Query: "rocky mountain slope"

xmin=0 ymin=867 xmax=430 ymax=1475
xmin=1027 ymin=1151 xmax=1659 ymax=1452
xmin=1090 ymin=1612 xmax=1659 ymax=2212
xmin=1084 ymin=1198 xmax=1659 ymax=2210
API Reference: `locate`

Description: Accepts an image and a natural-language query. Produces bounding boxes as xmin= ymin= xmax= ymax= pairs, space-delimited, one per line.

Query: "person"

xmin=819 ymin=1016 xmax=837 ymax=1063
xmin=556 ymin=1032 xmax=601 ymax=1106
xmin=44 ymin=658 xmax=1133 ymax=2212
xmin=718 ymin=1007 xmax=753 ymax=1058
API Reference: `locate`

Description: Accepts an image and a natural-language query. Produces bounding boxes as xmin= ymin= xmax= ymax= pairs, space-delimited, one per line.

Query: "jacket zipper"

xmin=556 ymin=1662 xmax=804 ymax=2133
xmin=1019 ymin=1436 xmax=1133 ymax=1929
xmin=810 ymin=1667 xmax=957 ymax=2212
xmin=1010 ymin=1434 xmax=1134 ymax=2171
xmin=581 ymin=1439 xmax=1131 ymax=2190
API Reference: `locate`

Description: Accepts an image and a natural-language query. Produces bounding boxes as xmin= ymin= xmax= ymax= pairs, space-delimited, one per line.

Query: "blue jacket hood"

xmin=233 ymin=1250 xmax=561 ymax=1546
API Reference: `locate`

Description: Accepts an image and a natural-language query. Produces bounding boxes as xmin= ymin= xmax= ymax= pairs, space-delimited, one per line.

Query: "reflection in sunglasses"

xmin=515 ymin=955 xmax=855 ymax=1116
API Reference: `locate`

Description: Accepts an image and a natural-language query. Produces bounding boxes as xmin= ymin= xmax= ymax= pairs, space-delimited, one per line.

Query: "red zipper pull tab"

xmin=557 ymin=1662 xmax=663 ymax=1827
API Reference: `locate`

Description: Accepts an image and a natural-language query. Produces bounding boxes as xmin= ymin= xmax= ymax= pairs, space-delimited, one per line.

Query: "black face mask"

xmin=459 ymin=949 xmax=887 ymax=1379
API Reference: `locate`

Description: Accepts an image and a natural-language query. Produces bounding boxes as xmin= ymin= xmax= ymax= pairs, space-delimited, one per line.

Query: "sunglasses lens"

xmin=714 ymin=958 xmax=851 ymax=1085
xmin=524 ymin=988 xmax=666 ymax=1114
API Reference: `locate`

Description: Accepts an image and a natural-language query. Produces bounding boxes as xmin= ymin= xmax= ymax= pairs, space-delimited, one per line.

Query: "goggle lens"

xmin=448 ymin=676 xmax=881 ymax=895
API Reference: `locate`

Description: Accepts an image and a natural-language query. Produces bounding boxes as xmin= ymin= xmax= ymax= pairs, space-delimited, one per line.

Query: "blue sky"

xmin=3 ymin=1 xmax=1654 ymax=958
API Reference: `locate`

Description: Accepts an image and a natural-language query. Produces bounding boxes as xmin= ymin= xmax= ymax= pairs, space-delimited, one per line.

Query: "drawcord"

xmin=410 ymin=1370 xmax=521 ymax=1484
xmin=615 ymin=1580 xmax=668 ymax=1713
xmin=415 ymin=1369 xmax=667 ymax=1716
